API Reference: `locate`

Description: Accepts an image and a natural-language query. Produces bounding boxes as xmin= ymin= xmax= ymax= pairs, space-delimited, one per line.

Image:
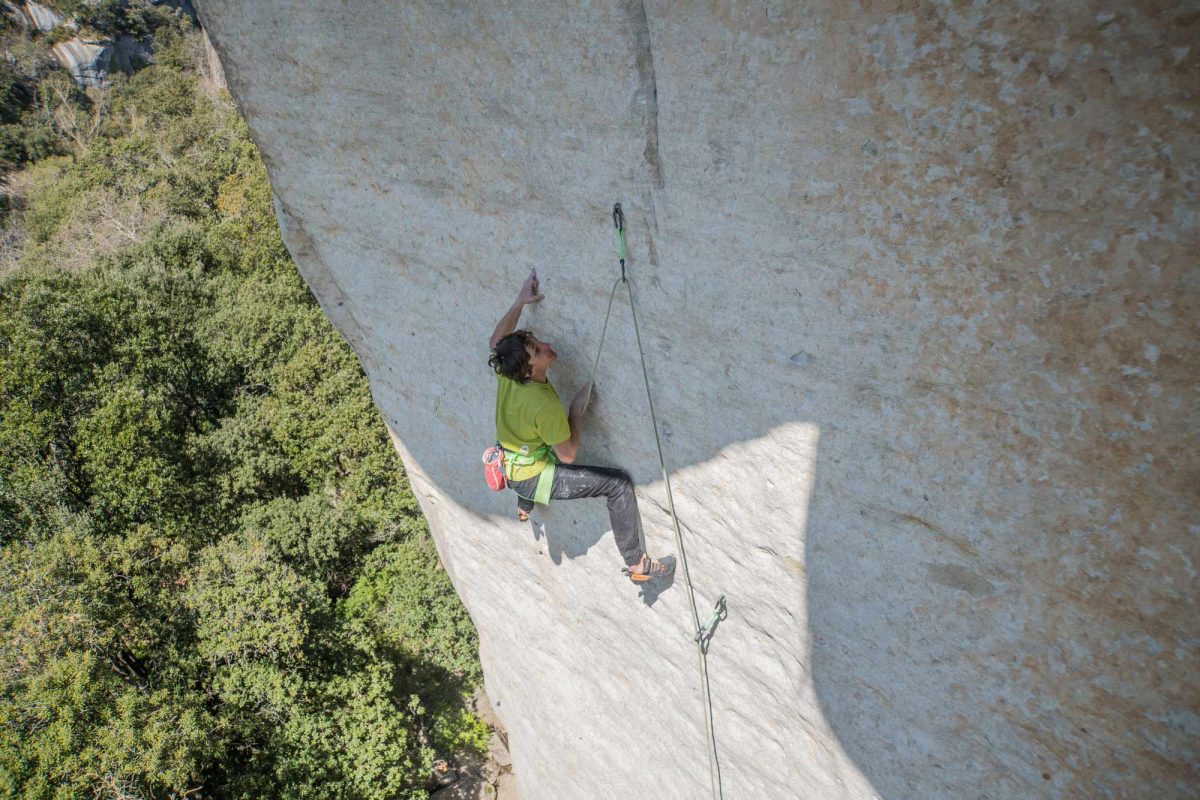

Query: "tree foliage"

xmin=0 ymin=22 xmax=480 ymax=799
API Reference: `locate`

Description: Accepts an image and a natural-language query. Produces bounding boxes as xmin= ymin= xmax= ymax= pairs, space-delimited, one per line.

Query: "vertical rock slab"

xmin=196 ymin=2 xmax=1197 ymax=798
xmin=51 ymin=40 xmax=109 ymax=87
xmin=22 ymin=1 xmax=64 ymax=32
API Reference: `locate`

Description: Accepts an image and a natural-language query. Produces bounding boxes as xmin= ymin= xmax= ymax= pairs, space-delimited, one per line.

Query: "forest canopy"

xmin=0 ymin=9 xmax=482 ymax=798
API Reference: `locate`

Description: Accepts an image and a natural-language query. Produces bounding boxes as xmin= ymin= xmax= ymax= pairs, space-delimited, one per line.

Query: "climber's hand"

xmin=516 ymin=269 xmax=544 ymax=306
xmin=570 ymin=382 xmax=594 ymax=418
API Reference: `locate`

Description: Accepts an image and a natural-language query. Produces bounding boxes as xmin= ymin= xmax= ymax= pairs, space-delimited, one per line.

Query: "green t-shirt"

xmin=494 ymin=374 xmax=571 ymax=481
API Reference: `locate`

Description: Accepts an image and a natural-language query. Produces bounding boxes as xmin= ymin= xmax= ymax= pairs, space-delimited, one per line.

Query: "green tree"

xmin=0 ymin=20 xmax=484 ymax=798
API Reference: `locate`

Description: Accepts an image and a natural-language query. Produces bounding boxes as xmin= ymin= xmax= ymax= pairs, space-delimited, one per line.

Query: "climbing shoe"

xmin=623 ymin=553 xmax=676 ymax=583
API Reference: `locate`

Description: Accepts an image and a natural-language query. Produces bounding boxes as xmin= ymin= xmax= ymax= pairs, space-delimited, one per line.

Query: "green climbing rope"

xmin=583 ymin=203 xmax=724 ymax=800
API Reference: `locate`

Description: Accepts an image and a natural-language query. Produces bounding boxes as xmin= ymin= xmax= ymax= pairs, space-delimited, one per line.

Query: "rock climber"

xmin=488 ymin=268 xmax=675 ymax=583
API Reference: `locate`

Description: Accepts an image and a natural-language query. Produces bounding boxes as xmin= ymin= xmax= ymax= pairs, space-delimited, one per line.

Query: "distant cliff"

xmin=198 ymin=3 xmax=1199 ymax=797
xmin=6 ymin=0 xmax=200 ymax=87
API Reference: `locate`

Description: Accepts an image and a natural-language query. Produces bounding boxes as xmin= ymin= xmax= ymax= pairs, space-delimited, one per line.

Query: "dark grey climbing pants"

xmin=509 ymin=464 xmax=643 ymax=567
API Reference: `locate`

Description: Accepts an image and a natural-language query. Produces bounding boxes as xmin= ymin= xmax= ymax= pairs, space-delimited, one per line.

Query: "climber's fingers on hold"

xmin=519 ymin=269 xmax=543 ymax=304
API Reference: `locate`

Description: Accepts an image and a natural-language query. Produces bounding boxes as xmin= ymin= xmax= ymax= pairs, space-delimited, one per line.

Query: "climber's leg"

xmin=508 ymin=477 xmax=537 ymax=521
xmin=549 ymin=464 xmax=644 ymax=567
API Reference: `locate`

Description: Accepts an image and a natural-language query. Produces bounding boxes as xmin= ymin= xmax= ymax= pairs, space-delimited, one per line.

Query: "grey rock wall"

xmin=21 ymin=1 xmax=63 ymax=32
xmin=51 ymin=39 xmax=109 ymax=87
xmin=196 ymin=2 xmax=1198 ymax=798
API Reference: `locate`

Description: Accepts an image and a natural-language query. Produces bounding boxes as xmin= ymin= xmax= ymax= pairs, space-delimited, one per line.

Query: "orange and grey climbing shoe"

xmin=623 ymin=553 xmax=676 ymax=583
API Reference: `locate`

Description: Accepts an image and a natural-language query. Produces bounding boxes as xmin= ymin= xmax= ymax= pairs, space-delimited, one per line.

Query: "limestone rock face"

xmin=195 ymin=3 xmax=1197 ymax=798
xmin=199 ymin=29 xmax=226 ymax=92
xmin=51 ymin=39 xmax=109 ymax=87
xmin=21 ymin=1 xmax=64 ymax=32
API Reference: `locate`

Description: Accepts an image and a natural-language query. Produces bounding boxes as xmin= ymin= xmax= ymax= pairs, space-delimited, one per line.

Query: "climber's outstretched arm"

xmin=489 ymin=269 xmax=543 ymax=349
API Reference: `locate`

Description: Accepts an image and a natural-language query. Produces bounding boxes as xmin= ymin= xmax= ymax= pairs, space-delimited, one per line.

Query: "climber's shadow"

xmin=525 ymin=504 xmax=608 ymax=565
xmin=525 ymin=512 xmax=674 ymax=608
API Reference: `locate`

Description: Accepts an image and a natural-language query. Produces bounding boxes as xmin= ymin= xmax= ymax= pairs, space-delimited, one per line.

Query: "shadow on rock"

xmin=525 ymin=505 xmax=610 ymax=567
xmin=634 ymin=554 xmax=677 ymax=607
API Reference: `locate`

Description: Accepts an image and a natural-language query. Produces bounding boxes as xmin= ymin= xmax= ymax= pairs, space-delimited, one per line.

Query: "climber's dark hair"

xmin=489 ymin=329 xmax=535 ymax=383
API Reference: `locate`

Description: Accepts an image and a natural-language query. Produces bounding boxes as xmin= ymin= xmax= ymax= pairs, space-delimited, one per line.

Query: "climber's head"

xmin=489 ymin=330 xmax=556 ymax=383
xmin=524 ymin=334 xmax=558 ymax=379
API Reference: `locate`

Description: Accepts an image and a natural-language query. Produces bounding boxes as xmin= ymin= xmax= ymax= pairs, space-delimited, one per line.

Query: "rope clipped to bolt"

xmin=584 ymin=203 xmax=725 ymax=800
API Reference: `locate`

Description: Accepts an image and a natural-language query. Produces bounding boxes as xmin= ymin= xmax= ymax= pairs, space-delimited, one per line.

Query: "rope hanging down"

xmin=583 ymin=203 xmax=726 ymax=800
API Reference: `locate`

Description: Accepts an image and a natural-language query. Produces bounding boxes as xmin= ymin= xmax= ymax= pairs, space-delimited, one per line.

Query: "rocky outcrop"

xmin=430 ymin=688 xmax=518 ymax=800
xmin=19 ymin=0 xmax=185 ymax=88
xmin=21 ymin=1 xmax=64 ymax=32
xmin=196 ymin=2 xmax=1198 ymax=798
xmin=50 ymin=39 xmax=109 ymax=87
xmin=5 ymin=1 xmax=102 ymax=88
xmin=199 ymin=28 xmax=225 ymax=92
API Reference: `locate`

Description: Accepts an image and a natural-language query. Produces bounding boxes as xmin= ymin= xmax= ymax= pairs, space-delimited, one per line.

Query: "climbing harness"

xmin=585 ymin=203 xmax=726 ymax=800
xmin=481 ymin=442 xmax=558 ymax=505
xmin=503 ymin=443 xmax=557 ymax=506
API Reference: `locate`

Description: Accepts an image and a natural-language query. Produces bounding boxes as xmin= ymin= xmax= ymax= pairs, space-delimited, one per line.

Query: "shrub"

xmin=0 ymin=21 xmax=485 ymax=797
